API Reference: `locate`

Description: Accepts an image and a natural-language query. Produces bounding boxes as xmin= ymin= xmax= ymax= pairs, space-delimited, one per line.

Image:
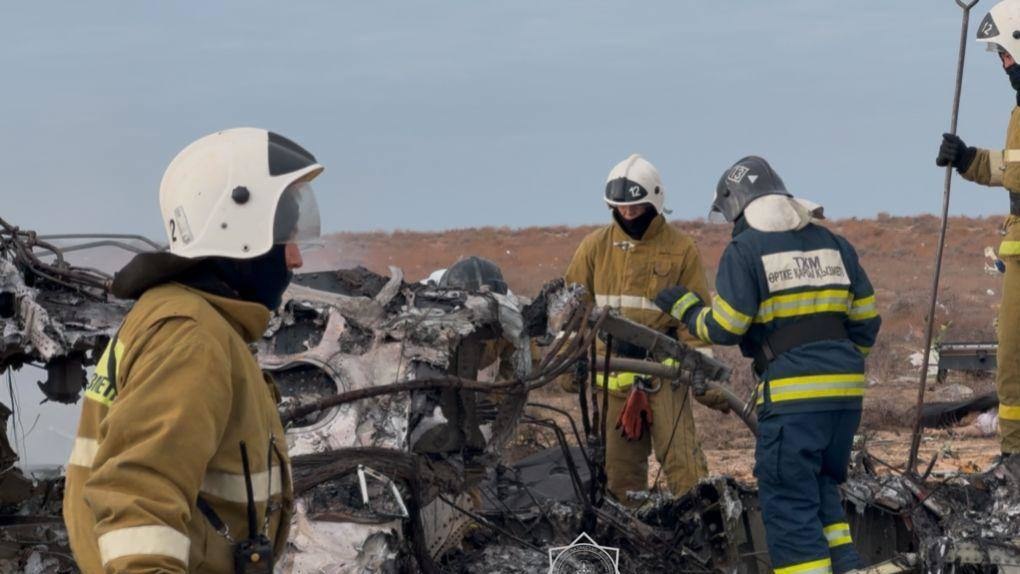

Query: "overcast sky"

xmin=0 ymin=1 xmax=1016 ymax=239
xmin=2 ymin=1 xmax=1017 ymax=465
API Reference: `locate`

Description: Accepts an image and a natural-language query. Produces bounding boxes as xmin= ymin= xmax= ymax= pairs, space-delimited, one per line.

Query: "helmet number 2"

xmin=169 ymin=219 xmax=177 ymax=243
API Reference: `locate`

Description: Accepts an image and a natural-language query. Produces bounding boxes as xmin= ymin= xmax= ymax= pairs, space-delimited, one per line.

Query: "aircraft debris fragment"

xmin=1 ymin=219 xmax=1019 ymax=573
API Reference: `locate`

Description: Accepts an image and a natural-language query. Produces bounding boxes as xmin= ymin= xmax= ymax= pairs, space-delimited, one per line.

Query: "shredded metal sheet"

xmin=3 ymin=234 xmax=1020 ymax=572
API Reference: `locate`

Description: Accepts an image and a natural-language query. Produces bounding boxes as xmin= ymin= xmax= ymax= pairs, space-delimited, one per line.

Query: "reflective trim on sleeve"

xmin=201 ymin=467 xmax=283 ymax=503
xmin=670 ymin=291 xmax=701 ymax=321
xmin=711 ymin=295 xmax=751 ymax=335
xmin=775 ymin=557 xmax=832 ymax=574
xmin=854 ymin=344 xmax=871 ymax=357
xmin=594 ymin=294 xmax=660 ymax=312
xmin=98 ymin=525 xmax=190 ymax=566
xmin=848 ymin=294 xmax=877 ymax=321
xmin=694 ymin=307 xmax=713 ymax=344
xmin=991 ymin=149 xmax=1007 ymax=186
xmin=823 ymin=522 xmax=853 ymax=547
xmin=757 ymin=373 xmax=867 ymax=405
xmin=68 ymin=437 xmax=99 ymax=468
xmin=755 ymin=289 xmax=851 ymax=324
xmin=1000 ymin=403 xmax=1020 ymax=421
xmin=1000 ymin=241 xmax=1020 ymax=257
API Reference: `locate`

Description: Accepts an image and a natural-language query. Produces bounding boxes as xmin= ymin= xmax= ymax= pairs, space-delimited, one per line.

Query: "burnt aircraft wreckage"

xmin=0 ymin=216 xmax=1019 ymax=573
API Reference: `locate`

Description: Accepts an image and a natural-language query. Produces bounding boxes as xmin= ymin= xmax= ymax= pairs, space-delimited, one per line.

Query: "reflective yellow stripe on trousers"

xmin=1001 ymin=403 xmax=1020 ymax=421
xmin=756 ymin=374 xmax=867 ymax=405
xmin=775 ymin=557 xmax=832 ymax=574
xmin=823 ymin=522 xmax=852 ymax=547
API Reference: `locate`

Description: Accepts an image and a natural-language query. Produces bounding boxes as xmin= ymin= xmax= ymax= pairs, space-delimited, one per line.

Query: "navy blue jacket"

xmin=675 ymin=221 xmax=881 ymax=414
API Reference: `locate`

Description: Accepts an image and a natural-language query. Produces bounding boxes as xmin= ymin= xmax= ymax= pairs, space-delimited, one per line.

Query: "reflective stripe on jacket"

xmin=64 ymin=283 xmax=293 ymax=573
xmin=680 ymin=221 xmax=881 ymax=414
xmin=564 ymin=214 xmax=712 ymax=391
xmin=961 ymin=106 xmax=1020 ymax=257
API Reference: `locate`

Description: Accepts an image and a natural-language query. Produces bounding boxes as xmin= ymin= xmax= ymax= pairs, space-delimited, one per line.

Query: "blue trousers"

xmin=754 ymin=409 xmax=862 ymax=574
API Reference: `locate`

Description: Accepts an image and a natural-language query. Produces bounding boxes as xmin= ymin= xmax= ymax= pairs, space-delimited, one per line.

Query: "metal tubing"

xmin=593 ymin=357 xmax=758 ymax=434
xmin=599 ymin=335 xmax=612 ymax=502
xmin=525 ymin=402 xmax=593 ymax=469
xmin=908 ymin=0 xmax=979 ymax=474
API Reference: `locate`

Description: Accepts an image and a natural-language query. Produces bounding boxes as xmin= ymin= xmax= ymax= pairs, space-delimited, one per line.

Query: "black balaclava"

xmin=1007 ymin=63 xmax=1020 ymax=104
xmin=207 ymin=244 xmax=292 ymax=311
xmin=201 ymin=186 xmax=300 ymax=311
xmin=117 ymin=245 xmax=293 ymax=311
xmin=612 ymin=206 xmax=658 ymax=240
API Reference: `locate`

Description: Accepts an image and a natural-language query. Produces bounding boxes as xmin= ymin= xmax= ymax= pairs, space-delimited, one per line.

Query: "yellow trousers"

xmin=599 ymin=383 xmax=708 ymax=504
xmin=998 ymin=256 xmax=1020 ymax=453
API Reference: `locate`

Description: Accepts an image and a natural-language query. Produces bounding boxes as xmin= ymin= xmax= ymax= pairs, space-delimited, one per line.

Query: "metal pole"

xmin=908 ymin=0 xmax=980 ymax=474
xmin=599 ymin=335 xmax=612 ymax=502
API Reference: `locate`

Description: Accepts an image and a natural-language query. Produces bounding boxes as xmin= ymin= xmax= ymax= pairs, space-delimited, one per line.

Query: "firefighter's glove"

xmin=654 ymin=286 xmax=701 ymax=322
xmin=615 ymin=386 xmax=652 ymax=441
xmin=936 ymin=133 xmax=976 ymax=172
xmin=694 ymin=388 xmax=731 ymax=414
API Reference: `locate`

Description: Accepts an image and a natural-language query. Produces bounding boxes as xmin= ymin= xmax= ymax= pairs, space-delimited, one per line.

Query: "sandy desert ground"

xmin=306 ymin=215 xmax=1009 ymax=482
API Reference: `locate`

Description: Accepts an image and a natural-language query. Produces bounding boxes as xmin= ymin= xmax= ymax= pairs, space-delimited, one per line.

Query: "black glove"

xmin=654 ymin=285 xmax=700 ymax=322
xmin=936 ymin=133 xmax=976 ymax=172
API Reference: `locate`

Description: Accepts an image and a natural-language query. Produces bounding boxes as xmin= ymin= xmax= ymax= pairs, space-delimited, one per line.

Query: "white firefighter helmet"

xmin=977 ymin=0 xmax=1020 ymax=61
xmin=604 ymin=154 xmax=665 ymax=214
xmin=159 ymin=127 xmax=325 ymax=259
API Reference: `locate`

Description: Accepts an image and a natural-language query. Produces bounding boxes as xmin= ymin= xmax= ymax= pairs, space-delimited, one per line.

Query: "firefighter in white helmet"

xmin=936 ymin=0 xmax=1020 ymax=463
xmin=64 ymin=128 xmax=325 ymax=573
xmin=563 ymin=154 xmax=729 ymax=503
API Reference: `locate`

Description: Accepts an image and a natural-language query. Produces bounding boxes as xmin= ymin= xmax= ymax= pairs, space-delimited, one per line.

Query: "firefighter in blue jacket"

xmin=655 ymin=156 xmax=881 ymax=574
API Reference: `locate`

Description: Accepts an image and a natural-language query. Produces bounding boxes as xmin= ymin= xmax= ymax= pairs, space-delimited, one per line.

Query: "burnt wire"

xmin=599 ymin=335 xmax=611 ymax=501
xmin=521 ymin=417 xmax=589 ymax=508
xmin=6 ymin=369 xmax=27 ymax=469
xmin=437 ymin=494 xmax=545 ymax=555
xmin=508 ymin=478 xmax=564 ymax=539
xmin=0 ymin=216 xmax=114 ymax=299
xmin=281 ymin=306 xmax=608 ymax=424
xmin=525 ymin=402 xmax=592 ymax=469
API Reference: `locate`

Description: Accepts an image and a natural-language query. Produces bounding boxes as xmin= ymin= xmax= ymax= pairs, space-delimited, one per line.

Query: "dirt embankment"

xmin=312 ymin=215 xmax=1008 ymax=477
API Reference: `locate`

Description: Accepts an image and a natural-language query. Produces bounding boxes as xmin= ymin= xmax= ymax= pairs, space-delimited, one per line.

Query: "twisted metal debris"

xmin=1 ymin=217 xmax=1019 ymax=573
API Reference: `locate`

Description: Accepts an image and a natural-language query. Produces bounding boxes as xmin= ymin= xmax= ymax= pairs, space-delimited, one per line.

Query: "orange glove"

xmin=615 ymin=386 xmax=652 ymax=441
